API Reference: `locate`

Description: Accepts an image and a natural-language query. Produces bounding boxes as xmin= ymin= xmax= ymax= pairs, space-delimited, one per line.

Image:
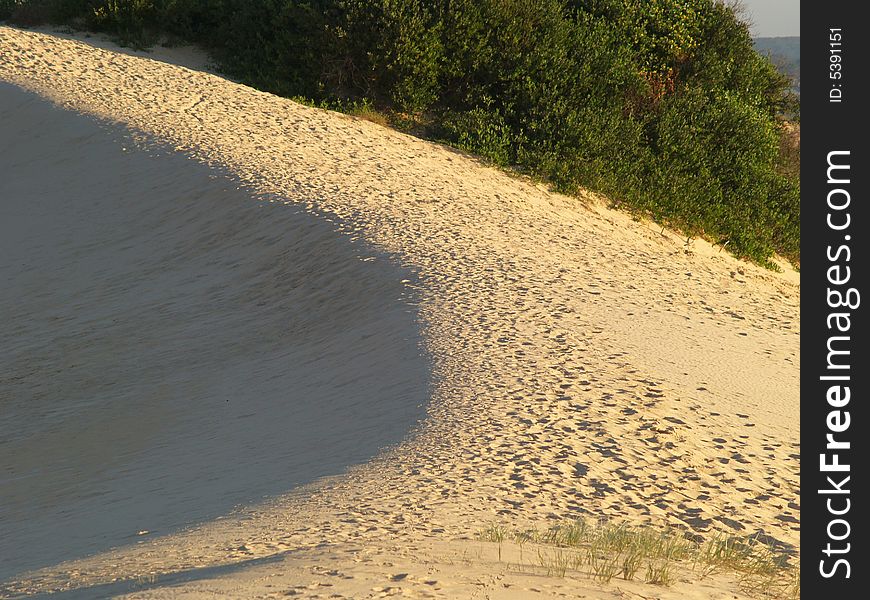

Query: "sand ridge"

xmin=0 ymin=26 xmax=799 ymax=599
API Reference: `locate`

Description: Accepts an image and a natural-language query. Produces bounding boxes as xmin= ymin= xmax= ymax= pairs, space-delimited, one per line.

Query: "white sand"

xmin=0 ymin=26 xmax=799 ymax=599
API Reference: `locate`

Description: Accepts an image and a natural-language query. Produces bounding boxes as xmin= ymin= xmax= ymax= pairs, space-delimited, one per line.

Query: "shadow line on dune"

xmin=2 ymin=553 xmax=290 ymax=600
xmin=0 ymin=82 xmax=431 ymax=580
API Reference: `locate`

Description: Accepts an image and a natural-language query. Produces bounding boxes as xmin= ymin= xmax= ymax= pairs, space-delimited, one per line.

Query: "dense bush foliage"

xmin=2 ymin=0 xmax=800 ymax=264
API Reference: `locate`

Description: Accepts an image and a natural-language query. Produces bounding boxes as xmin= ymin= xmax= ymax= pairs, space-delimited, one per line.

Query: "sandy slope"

xmin=0 ymin=26 xmax=799 ymax=599
xmin=0 ymin=80 xmax=429 ymax=580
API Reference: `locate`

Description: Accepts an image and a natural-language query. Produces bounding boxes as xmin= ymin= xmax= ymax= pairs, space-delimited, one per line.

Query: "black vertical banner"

xmin=802 ymin=1 xmax=869 ymax=597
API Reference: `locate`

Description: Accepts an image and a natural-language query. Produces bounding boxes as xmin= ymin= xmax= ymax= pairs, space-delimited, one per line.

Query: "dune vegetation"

xmin=480 ymin=519 xmax=800 ymax=599
xmin=2 ymin=0 xmax=800 ymax=266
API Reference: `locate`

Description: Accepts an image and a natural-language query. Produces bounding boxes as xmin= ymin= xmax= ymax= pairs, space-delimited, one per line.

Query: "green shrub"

xmin=0 ymin=0 xmax=14 ymax=20
xmin=338 ymin=0 xmax=443 ymax=113
xmin=441 ymin=107 xmax=513 ymax=165
xmin=2 ymin=0 xmax=94 ymax=24
xmin=4 ymin=0 xmax=800 ymax=264
xmin=90 ymin=0 xmax=158 ymax=46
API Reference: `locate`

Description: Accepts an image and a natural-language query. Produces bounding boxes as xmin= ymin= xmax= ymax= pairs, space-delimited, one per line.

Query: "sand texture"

xmin=0 ymin=80 xmax=429 ymax=580
xmin=0 ymin=26 xmax=799 ymax=599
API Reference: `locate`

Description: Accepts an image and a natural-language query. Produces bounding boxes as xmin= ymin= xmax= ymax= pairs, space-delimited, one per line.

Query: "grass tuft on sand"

xmin=479 ymin=518 xmax=799 ymax=599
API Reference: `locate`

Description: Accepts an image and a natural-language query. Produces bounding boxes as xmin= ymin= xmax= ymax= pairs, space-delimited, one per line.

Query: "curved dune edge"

xmin=0 ymin=26 xmax=799 ymax=600
xmin=0 ymin=80 xmax=431 ymax=579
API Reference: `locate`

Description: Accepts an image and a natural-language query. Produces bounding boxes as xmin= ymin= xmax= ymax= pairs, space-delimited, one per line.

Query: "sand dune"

xmin=0 ymin=81 xmax=429 ymax=579
xmin=0 ymin=26 xmax=798 ymax=599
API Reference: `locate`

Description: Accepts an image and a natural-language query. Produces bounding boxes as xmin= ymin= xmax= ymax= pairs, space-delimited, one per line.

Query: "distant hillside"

xmin=754 ymin=37 xmax=800 ymax=93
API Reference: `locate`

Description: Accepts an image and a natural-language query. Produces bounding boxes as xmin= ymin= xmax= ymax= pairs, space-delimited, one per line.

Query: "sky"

xmin=739 ymin=0 xmax=800 ymax=37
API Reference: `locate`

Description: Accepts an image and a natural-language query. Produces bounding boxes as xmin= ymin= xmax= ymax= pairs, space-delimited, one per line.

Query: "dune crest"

xmin=0 ymin=26 xmax=798 ymax=599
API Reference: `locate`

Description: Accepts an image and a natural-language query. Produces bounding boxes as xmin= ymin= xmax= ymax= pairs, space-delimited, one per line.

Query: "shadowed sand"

xmin=1 ymin=26 xmax=798 ymax=599
xmin=0 ymin=82 xmax=428 ymax=579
